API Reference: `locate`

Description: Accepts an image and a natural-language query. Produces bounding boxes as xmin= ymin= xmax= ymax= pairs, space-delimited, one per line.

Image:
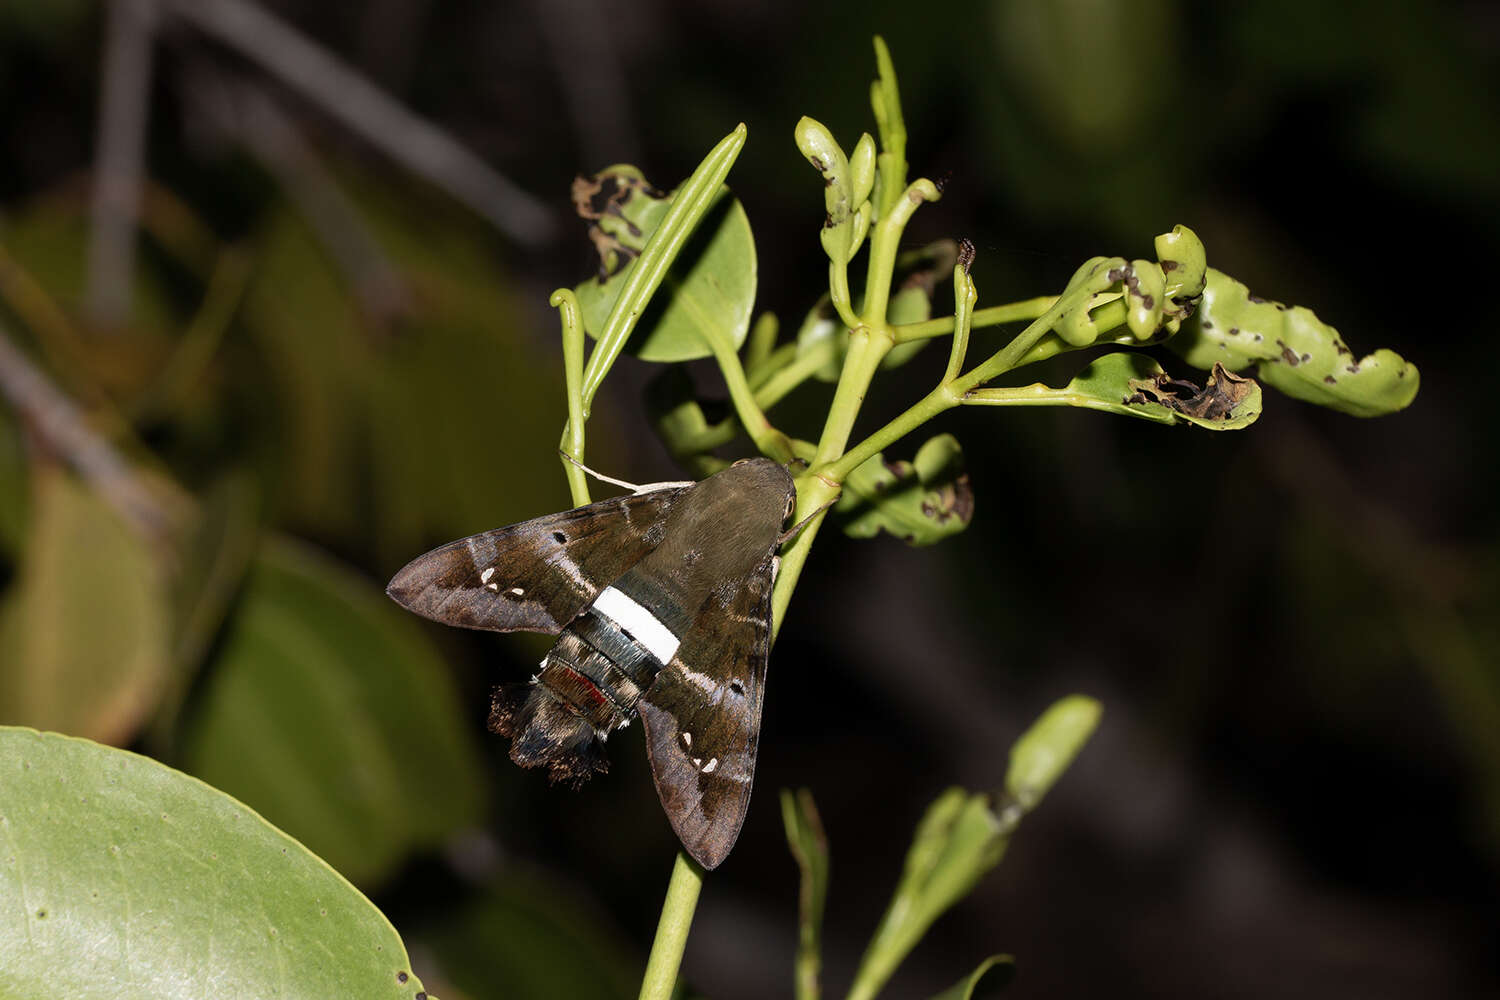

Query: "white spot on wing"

xmin=507 ymin=586 xmax=525 ymax=596
xmin=592 ymin=586 xmax=681 ymax=664
xmin=480 ymin=567 xmax=496 ymax=584
xmin=701 ymin=757 xmax=718 ymax=774
xmin=681 ymin=731 xmax=692 ymax=748
xmin=485 ymin=582 xmax=499 ymax=591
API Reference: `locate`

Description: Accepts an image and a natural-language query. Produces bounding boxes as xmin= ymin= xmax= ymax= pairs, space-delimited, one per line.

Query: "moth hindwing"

xmin=387 ymin=458 xmax=796 ymax=869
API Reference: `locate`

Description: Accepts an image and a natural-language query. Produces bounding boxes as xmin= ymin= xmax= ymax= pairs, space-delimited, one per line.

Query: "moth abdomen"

xmin=489 ymin=683 xmax=611 ymax=788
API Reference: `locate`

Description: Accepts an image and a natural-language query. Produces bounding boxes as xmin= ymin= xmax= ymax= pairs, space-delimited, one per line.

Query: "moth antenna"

xmin=778 ymin=496 xmax=838 ymax=546
xmin=556 ymin=449 xmax=692 ymax=495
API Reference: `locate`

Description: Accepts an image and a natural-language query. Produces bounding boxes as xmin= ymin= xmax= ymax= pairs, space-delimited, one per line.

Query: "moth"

xmin=386 ymin=458 xmax=797 ymax=869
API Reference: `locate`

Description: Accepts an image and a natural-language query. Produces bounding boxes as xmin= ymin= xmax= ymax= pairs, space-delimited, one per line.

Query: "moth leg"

xmin=557 ymin=449 xmax=692 ymax=495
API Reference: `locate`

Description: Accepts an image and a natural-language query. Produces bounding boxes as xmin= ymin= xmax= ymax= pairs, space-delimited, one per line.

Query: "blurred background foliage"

xmin=0 ymin=0 xmax=1495 ymax=997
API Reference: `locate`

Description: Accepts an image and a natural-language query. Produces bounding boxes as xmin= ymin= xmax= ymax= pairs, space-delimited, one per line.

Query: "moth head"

xmin=489 ymin=683 xmax=610 ymax=788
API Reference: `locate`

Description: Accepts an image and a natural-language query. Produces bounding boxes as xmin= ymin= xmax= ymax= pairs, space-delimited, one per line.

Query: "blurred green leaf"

xmin=572 ymin=169 xmax=757 ymax=363
xmin=241 ymin=205 xmax=371 ymax=541
xmin=148 ymin=472 xmax=262 ymax=750
xmin=837 ymin=434 xmax=974 ymax=545
xmin=180 ymin=536 xmax=485 ymax=888
xmin=243 ymin=188 xmax=567 ymax=559
xmin=1004 ymin=695 xmax=1102 ymax=810
xmin=781 ymin=788 xmax=829 ymax=1000
xmin=417 ymin=871 xmax=638 ymax=1000
xmin=0 ymin=727 xmax=435 ymax=999
xmin=928 ymin=955 xmax=1016 ymax=1000
xmin=1169 ymin=268 xmax=1419 ymax=417
xmin=847 ymin=697 xmax=1100 ymax=1000
xmin=991 ymin=0 xmax=1175 ymax=154
xmin=0 ymin=463 xmax=170 ymax=744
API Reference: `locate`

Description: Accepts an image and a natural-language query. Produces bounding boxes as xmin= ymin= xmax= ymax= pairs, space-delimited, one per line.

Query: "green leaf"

xmin=848 ymin=790 xmax=1004 ymax=1000
xmin=180 ymin=536 xmax=485 ymax=888
xmin=0 ymin=464 xmax=171 ymax=745
xmin=1008 ymin=226 xmax=1207 ymax=369
xmin=149 ymin=472 xmax=262 ymax=749
xmin=1169 ymin=268 xmax=1419 ymax=417
xmin=416 ymin=872 xmax=638 ymax=1000
xmin=928 ymin=955 xmax=1017 ymax=1000
xmin=795 ymin=117 xmax=863 ymax=267
xmin=1004 ymin=695 xmax=1102 ymax=812
xmin=847 ymin=698 xmax=1100 ymax=1000
xmin=837 ymin=434 xmax=974 ymax=545
xmin=870 ymin=36 xmax=910 ymax=218
xmin=572 ymin=168 xmax=757 ymax=363
xmin=0 ymin=727 xmax=435 ymax=999
xmin=781 ymin=788 xmax=829 ymax=1000
xmin=966 ymin=353 xmax=1263 ymax=431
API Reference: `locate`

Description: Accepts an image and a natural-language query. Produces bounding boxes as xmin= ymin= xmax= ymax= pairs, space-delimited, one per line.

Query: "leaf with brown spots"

xmin=1168 ymin=268 xmax=1418 ymax=417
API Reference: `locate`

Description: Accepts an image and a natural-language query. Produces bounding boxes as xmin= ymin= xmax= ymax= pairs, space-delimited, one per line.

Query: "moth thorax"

xmin=487 ymin=682 xmax=609 ymax=788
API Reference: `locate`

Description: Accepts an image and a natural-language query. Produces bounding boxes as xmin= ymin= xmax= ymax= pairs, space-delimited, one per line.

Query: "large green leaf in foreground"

xmin=0 ymin=727 xmax=434 ymax=999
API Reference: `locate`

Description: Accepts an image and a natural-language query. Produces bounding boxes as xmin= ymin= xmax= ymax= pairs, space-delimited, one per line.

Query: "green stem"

xmin=638 ymin=851 xmax=705 ymax=1000
xmin=810 ymin=329 xmax=885 ymax=467
xmin=944 ymin=262 xmax=976 ymax=384
xmin=748 ymin=341 xmax=801 ymax=391
xmin=553 ymin=288 xmax=592 ymax=507
xmin=701 ymin=322 xmax=796 ymax=463
xmin=892 ymin=296 xmax=1056 ymax=343
xmin=963 ymin=384 xmax=1124 ymax=412
xmin=824 ymin=382 xmax=959 ymax=484
xmin=859 ymin=179 xmax=939 ymax=328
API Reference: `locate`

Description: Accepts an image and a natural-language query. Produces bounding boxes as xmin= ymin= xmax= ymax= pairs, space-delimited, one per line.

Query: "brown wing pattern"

xmin=386 ymin=487 xmax=689 ymax=635
xmin=637 ymin=556 xmax=774 ymax=869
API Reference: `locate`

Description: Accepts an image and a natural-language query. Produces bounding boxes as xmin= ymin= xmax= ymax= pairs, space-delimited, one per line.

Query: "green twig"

xmin=638 ymin=851 xmax=706 ymax=1000
xmin=553 ymin=288 xmax=592 ymax=507
xmin=892 ymin=296 xmax=1056 ymax=343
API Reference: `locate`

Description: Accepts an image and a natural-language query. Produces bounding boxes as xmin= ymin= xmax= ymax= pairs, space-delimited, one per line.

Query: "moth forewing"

xmin=385 ymin=486 xmax=689 ymax=634
xmin=387 ymin=458 xmax=797 ymax=868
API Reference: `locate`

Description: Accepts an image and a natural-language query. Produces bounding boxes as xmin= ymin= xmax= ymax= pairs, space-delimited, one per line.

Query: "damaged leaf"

xmin=572 ymin=166 xmax=756 ymax=363
xmin=1125 ymin=362 xmax=1259 ymax=427
xmin=1168 ymin=268 xmax=1419 ymax=417
xmin=795 ymin=117 xmax=872 ymax=266
xmin=1012 ymin=225 xmax=1207 ymax=367
xmin=965 ymin=352 xmax=1262 ymax=430
xmin=837 ymin=434 xmax=974 ymax=545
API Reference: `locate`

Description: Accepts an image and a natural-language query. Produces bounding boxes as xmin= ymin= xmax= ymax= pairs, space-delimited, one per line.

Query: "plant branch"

xmin=553 ymin=289 xmax=592 ymax=507
xmin=892 ymin=296 xmax=1056 ymax=343
xmin=0 ymin=320 xmax=185 ymax=541
xmin=700 ymin=324 xmax=795 ymax=463
xmin=638 ymin=851 xmax=705 ymax=1000
xmin=87 ymin=0 xmax=159 ymax=328
xmin=164 ymin=0 xmax=555 ymax=245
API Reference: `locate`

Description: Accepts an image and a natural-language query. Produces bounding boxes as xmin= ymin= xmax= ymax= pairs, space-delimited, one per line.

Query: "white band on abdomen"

xmin=593 ymin=586 xmax=681 ymax=665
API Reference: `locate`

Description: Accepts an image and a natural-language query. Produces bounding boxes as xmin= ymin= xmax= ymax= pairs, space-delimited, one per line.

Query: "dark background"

xmin=1 ymin=1 xmax=1497 ymax=998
